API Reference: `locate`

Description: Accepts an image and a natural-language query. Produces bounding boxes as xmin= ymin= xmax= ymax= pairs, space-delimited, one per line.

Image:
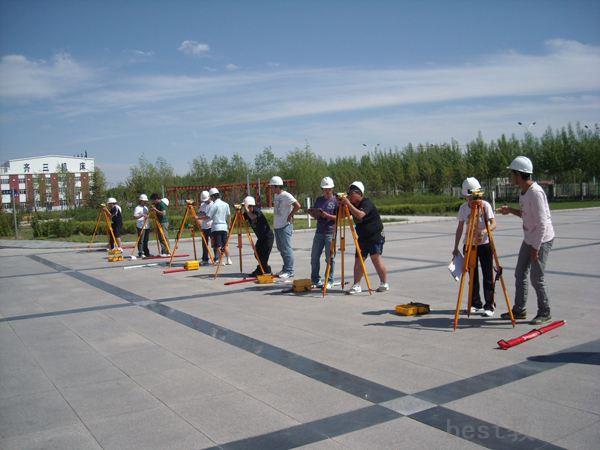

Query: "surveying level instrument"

xmin=213 ymin=204 xmax=265 ymax=279
xmin=167 ymin=200 xmax=215 ymax=268
xmin=453 ymin=190 xmax=515 ymax=330
xmin=88 ymin=203 xmax=119 ymax=252
xmin=322 ymin=200 xmax=373 ymax=298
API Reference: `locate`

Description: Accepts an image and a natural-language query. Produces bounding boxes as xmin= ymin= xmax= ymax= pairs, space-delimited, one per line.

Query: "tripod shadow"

xmin=189 ymin=272 xmax=248 ymax=280
xmin=362 ymin=308 xmax=458 ymax=316
xmin=528 ymin=352 xmax=600 ymax=366
xmin=365 ymin=316 xmax=519 ymax=332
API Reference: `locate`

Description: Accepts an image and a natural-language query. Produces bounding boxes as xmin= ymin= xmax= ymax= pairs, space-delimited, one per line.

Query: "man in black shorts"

xmin=338 ymin=181 xmax=389 ymax=294
xmin=107 ymin=197 xmax=123 ymax=251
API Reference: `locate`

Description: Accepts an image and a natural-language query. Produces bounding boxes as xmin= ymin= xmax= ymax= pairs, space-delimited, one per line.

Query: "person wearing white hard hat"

xmin=150 ymin=193 xmax=170 ymax=256
xmin=307 ymin=177 xmax=338 ymax=288
xmin=242 ymin=196 xmax=274 ymax=276
xmin=204 ymin=188 xmax=232 ymax=265
xmin=133 ymin=194 xmax=152 ymax=258
xmin=338 ymin=181 xmax=389 ymax=294
xmin=452 ymin=177 xmax=497 ymax=317
xmin=196 ymin=190 xmax=213 ymax=265
xmin=269 ymin=176 xmax=301 ymax=278
xmin=499 ymin=156 xmax=555 ymax=325
xmin=106 ymin=197 xmax=123 ymax=251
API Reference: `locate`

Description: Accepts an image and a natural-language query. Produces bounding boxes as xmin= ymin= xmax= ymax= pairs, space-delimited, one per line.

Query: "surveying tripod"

xmin=214 ymin=205 xmax=265 ymax=279
xmin=88 ymin=204 xmax=118 ymax=251
xmin=167 ymin=201 xmax=215 ymax=268
xmin=128 ymin=210 xmax=172 ymax=258
xmin=453 ymin=193 xmax=515 ymax=330
xmin=322 ymin=198 xmax=373 ymax=298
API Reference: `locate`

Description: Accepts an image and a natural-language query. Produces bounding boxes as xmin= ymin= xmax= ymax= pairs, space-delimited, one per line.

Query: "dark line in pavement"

xmin=0 ymin=303 xmax=132 ymax=322
xmin=410 ymin=406 xmax=565 ymax=450
xmin=0 ymin=271 xmax=59 ymax=279
xmin=204 ymin=405 xmax=401 ymax=450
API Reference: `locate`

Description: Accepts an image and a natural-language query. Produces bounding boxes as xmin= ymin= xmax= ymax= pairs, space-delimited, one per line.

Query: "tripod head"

xmin=185 ymin=199 xmax=195 ymax=206
xmin=470 ymin=189 xmax=485 ymax=200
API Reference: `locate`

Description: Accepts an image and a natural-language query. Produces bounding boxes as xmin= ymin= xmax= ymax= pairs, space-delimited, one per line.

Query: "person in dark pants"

xmin=107 ymin=197 xmax=123 ymax=251
xmin=452 ymin=177 xmax=497 ymax=317
xmin=133 ymin=194 xmax=152 ymax=258
xmin=242 ymin=196 xmax=273 ymax=276
xmin=197 ymin=190 xmax=213 ymax=264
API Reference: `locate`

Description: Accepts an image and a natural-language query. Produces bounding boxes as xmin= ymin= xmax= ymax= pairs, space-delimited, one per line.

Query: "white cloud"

xmin=178 ymin=40 xmax=210 ymax=57
xmin=0 ymin=52 xmax=94 ymax=100
xmin=226 ymin=63 xmax=239 ymax=71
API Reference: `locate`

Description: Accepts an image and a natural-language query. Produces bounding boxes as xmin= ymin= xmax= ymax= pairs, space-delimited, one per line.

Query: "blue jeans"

xmin=274 ymin=223 xmax=294 ymax=274
xmin=311 ymin=233 xmax=334 ymax=284
xmin=514 ymin=239 xmax=553 ymax=316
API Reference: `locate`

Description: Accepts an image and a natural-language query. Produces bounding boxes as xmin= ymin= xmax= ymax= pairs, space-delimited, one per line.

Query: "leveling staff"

xmin=338 ymin=181 xmax=389 ymax=294
xmin=242 ymin=196 xmax=274 ymax=276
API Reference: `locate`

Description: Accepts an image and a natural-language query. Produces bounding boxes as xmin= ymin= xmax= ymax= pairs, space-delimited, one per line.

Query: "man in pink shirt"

xmin=499 ymin=156 xmax=555 ymax=325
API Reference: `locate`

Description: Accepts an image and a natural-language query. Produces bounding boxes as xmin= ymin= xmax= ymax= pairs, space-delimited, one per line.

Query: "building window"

xmin=20 ymin=189 xmax=26 ymax=195
xmin=3 ymin=203 xmax=10 ymax=209
xmin=43 ymin=163 xmax=49 ymax=172
xmin=1 ymin=190 xmax=11 ymax=195
xmin=23 ymin=163 xmax=30 ymax=173
xmin=18 ymin=176 xmax=25 ymax=182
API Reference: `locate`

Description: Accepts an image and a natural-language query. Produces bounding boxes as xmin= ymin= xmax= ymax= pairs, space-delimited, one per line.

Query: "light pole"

xmin=517 ymin=121 xmax=536 ymax=133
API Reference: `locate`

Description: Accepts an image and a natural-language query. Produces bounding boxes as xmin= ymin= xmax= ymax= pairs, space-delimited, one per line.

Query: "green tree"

xmin=89 ymin=167 xmax=107 ymax=207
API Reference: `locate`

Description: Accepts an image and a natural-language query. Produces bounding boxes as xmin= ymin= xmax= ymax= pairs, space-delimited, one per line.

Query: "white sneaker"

xmin=376 ymin=283 xmax=389 ymax=292
xmin=315 ymin=280 xmax=325 ymax=288
xmin=482 ymin=309 xmax=495 ymax=318
xmin=470 ymin=306 xmax=484 ymax=314
xmin=347 ymin=284 xmax=362 ymax=295
xmin=160 ymin=253 xmax=170 ymax=257
xmin=278 ymin=272 xmax=291 ymax=279
xmin=226 ymin=258 xmax=233 ymax=265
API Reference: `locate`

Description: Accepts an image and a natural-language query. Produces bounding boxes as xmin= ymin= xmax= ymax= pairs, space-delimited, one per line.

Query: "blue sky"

xmin=1 ymin=0 xmax=599 ymax=184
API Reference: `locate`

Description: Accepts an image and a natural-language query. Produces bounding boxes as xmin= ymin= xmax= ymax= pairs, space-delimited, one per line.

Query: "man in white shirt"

xmin=452 ymin=178 xmax=497 ymax=317
xmin=133 ymin=194 xmax=152 ymax=258
xmin=197 ymin=190 xmax=213 ymax=265
xmin=269 ymin=176 xmax=301 ymax=278
xmin=204 ymin=188 xmax=232 ymax=265
xmin=500 ymin=156 xmax=555 ymax=325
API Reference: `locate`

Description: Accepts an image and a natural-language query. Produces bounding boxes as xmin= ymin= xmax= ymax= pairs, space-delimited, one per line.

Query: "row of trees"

xmin=102 ymin=123 xmax=599 ymax=203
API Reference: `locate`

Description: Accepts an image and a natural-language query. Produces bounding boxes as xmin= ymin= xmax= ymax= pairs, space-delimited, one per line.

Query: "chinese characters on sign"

xmin=80 ymin=162 xmax=86 ymax=170
xmin=23 ymin=163 xmax=30 ymax=173
xmin=43 ymin=163 xmax=49 ymax=172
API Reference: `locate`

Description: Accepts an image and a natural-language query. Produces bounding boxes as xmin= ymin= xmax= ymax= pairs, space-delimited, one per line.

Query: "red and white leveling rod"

xmin=497 ymin=320 xmax=566 ymax=350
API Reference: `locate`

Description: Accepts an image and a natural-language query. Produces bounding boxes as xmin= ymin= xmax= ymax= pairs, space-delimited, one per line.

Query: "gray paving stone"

xmin=86 ymin=406 xmax=214 ymax=450
xmin=61 ymin=377 xmax=162 ymax=422
xmin=552 ymin=419 xmax=600 ymax=450
xmin=0 ymin=390 xmax=80 ymax=439
xmin=380 ymin=395 xmax=436 ymax=416
xmin=171 ymin=390 xmax=300 ymax=443
xmin=106 ymin=344 xmax=192 ymax=376
xmin=0 ymin=423 xmax=102 ymax=450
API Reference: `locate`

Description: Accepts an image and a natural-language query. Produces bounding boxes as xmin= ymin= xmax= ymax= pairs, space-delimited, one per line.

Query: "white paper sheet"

xmin=448 ymin=254 xmax=464 ymax=282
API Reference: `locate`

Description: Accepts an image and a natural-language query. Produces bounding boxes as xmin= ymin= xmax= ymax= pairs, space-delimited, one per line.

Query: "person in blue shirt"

xmin=308 ymin=177 xmax=338 ymax=288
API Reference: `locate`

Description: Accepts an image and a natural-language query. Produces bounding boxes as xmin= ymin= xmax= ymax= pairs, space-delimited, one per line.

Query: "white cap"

xmin=209 ymin=187 xmax=219 ymax=196
xmin=462 ymin=177 xmax=482 ymax=197
xmin=243 ymin=196 xmax=256 ymax=206
xmin=200 ymin=190 xmax=210 ymax=202
xmin=320 ymin=176 xmax=335 ymax=189
xmin=507 ymin=156 xmax=533 ymax=174
xmin=107 ymin=197 xmax=117 ymax=204
xmin=161 ymin=198 xmax=170 ymax=207
xmin=269 ymin=176 xmax=283 ymax=186
xmin=139 ymin=194 xmax=148 ymax=201
xmin=349 ymin=181 xmax=365 ymax=195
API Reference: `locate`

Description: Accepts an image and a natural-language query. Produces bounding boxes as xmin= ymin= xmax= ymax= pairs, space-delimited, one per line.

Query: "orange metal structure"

xmin=166 ymin=179 xmax=296 ymax=207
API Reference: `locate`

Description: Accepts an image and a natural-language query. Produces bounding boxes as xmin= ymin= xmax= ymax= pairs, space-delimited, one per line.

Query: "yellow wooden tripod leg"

xmin=131 ymin=216 xmax=150 ymax=257
xmin=454 ymin=205 xmax=477 ymax=329
xmin=242 ymin=215 xmax=265 ymax=275
xmin=322 ymin=207 xmax=341 ymax=298
xmin=88 ymin=210 xmax=103 ymax=251
xmin=345 ymin=207 xmax=373 ymax=295
xmin=155 ymin=218 xmax=171 ymax=256
xmin=103 ymin=209 xmax=118 ymax=250
xmin=237 ymin=214 xmax=243 ymax=273
xmin=484 ymin=211 xmax=516 ymax=327
xmin=168 ymin=206 xmax=190 ymax=267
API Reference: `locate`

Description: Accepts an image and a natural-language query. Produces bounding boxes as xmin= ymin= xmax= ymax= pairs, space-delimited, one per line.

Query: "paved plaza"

xmin=1 ymin=208 xmax=599 ymax=449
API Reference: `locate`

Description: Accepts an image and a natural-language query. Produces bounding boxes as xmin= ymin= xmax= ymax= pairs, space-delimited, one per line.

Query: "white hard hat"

xmin=107 ymin=197 xmax=117 ymax=204
xmin=320 ymin=176 xmax=335 ymax=189
xmin=507 ymin=156 xmax=533 ymax=174
xmin=139 ymin=194 xmax=148 ymax=201
xmin=349 ymin=181 xmax=365 ymax=195
xmin=209 ymin=187 xmax=219 ymax=196
xmin=269 ymin=176 xmax=283 ymax=186
xmin=161 ymin=198 xmax=170 ymax=207
xmin=243 ymin=196 xmax=256 ymax=206
xmin=462 ymin=177 xmax=482 ymax=197
xmin=200 ymin=190 xmax=210 ymax=202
